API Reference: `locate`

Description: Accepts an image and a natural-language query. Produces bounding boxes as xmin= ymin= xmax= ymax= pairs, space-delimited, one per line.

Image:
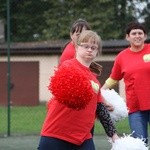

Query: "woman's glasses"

xmin=78 ymin=44 xmax=98 ymax=51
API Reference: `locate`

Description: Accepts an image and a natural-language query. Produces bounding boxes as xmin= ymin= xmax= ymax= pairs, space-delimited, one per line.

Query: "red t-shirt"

xmin=110 ymin=44 xmax=150 ymax=113
xmin=59 ymin=42 xmax=75 ymax=65
xmin=41 ymin=59 xmax=102 ymax=145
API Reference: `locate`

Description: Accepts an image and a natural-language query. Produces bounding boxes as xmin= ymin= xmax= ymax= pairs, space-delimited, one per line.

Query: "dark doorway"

xmin=0 ymin=61 xmax=39 ymax=106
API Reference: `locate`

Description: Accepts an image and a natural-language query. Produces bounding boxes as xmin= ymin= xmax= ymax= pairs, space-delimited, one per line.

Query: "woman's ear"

xmin=144 ymin=34 xmax=147 ymax=41
xmin=70 ymin=32 xmax=73 ymax=40
xmin=125 ymin=34 xmax=129 ymax=41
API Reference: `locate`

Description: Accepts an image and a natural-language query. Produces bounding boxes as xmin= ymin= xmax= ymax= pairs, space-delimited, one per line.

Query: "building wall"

xmin=0 ymin=53 xmax=126 ymax=105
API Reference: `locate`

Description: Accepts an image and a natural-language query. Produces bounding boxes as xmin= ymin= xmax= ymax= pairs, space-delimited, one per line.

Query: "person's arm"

xmin=101 ymin=77 xmax=118 ymax=111
xmin=96 ymin=102 xmax=119 ymax=142
xmin=101 ymin=77 xmax=118 ymax=90
xmin=101 ymin=77 xmax=119 ymax=110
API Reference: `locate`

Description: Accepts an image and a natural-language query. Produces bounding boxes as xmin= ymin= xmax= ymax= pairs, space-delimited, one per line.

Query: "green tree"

xmin=10 ymin=0 xmax=50 ymax=41
xmin=140 ymin=0 xmax=150 ymax=37
xmin=42 ymin=0 xmax=136 ymax=40
xmin=0 ymin=0 xmax=149 ymax=42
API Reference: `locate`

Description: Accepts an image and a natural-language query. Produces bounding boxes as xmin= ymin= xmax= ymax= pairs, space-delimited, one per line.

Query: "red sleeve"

xmin=110 ymin=53 xmax=123 ymax=80
xmin=59 ymin=42 xmax=75 ymax=65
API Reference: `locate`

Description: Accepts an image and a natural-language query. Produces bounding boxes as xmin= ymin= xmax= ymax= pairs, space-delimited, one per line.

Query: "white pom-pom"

xmin=101 ymin=89 xmax=128 ymax=122
xmin=111 ymin=134 xmax=148 ymax=150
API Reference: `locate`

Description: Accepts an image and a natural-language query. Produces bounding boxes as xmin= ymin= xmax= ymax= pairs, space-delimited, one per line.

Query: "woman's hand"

xmin=111 ymin=133 xmax=120 ymax=143
xmin=102 ymin=95 xmax=114 ymax=111
xmin=104 ymin=102 xmax=114 ymax=111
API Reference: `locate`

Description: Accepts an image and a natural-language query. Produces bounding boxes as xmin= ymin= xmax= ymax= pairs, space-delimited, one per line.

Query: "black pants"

xmin=38 ymin=136 xmax=95 ymax=150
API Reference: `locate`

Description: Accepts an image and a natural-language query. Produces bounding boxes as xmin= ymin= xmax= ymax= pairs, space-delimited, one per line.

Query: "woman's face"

xmin=76 ymin=41 xmax=98 ymax=62
xmin=126 ymin=29 xmax=147 ymax=48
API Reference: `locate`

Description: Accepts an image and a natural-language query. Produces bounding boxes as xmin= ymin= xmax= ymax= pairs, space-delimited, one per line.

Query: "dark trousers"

xmin=38 ymin=136 xmax=95 ymax=150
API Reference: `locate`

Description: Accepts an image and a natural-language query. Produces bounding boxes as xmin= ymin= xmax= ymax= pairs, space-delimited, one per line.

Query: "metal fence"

xmin=0 ymin=0 xmax=149 ymax=137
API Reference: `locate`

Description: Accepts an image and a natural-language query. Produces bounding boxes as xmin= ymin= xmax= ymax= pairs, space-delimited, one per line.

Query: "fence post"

xmin=6 ymin=0 xmax=11 ymax=136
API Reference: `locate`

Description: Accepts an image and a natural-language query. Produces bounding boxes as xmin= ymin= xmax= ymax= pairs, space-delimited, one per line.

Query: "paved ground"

xmin=0 ymin=135 xmax=112 ymax=150
xmin=94 ymin=135 xmax=112 ymax=150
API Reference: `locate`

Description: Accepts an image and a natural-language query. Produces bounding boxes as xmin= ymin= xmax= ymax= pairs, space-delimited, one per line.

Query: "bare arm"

xmin=101 ymin=77 xmax=118 ymax=90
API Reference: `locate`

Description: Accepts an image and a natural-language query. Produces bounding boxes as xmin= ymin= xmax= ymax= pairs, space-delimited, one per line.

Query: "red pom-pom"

xmin=49 ymin=65 xmax=93 ymax=110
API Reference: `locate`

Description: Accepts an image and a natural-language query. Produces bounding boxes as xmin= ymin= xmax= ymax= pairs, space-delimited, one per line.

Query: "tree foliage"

xmin=140 ymin=0 xmax=150 ymax=37
xmin=0 ymin=0 xmax=149 ymax=42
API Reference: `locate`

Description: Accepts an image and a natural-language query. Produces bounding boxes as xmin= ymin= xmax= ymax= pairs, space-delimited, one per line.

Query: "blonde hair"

xmin=77 ymin=30 xmax=102 ymax=55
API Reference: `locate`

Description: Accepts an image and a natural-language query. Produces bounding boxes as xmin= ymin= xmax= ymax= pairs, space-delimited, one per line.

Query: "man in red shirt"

xmin=102 ymin=21 xmax=150 ymax=144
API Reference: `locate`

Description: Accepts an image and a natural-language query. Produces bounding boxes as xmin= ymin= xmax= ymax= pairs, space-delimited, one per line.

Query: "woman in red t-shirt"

xmin=59 ymin=18 xmax=115 ymax=135
xmin=38 ymin=30 xmax=119 ymax=150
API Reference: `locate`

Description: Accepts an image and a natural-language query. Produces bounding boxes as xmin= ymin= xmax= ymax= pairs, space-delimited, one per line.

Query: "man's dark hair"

xmin=125 ymin=21 xmax=147 ymax=35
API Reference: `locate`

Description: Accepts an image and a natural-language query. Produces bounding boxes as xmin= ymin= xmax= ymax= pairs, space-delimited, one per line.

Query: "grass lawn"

xmin=0 ymin=105 xmax=46 ymax=135
xmin=0 ymin=105 xmax=130 ymax=136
